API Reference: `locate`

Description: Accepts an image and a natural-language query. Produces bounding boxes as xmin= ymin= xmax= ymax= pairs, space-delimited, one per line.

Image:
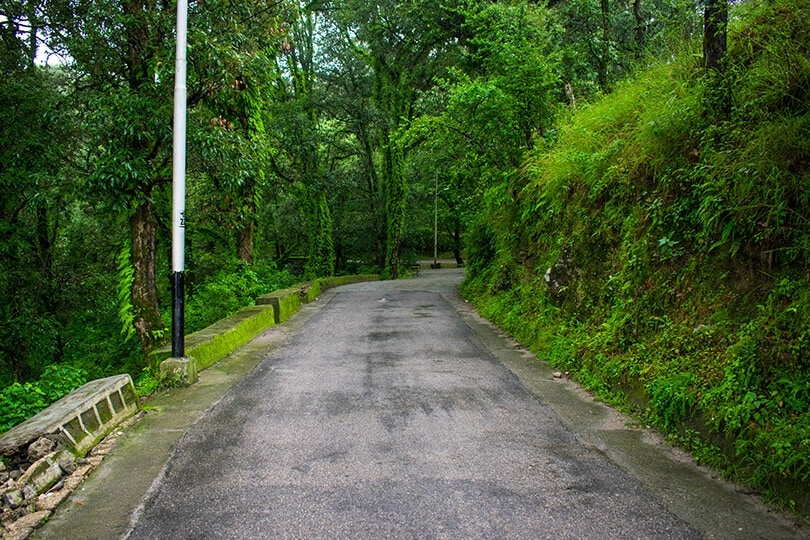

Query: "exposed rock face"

xmin=544 ymin=249 xmax=576 ymax=303
xmin=18 ymin=453 xmax=66 ymax=500
xmin=2 ymin=488 xmax=23 ymax=509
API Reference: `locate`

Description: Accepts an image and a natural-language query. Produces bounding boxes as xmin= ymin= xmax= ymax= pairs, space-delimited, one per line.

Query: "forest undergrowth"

xmin=0 ymin=259 xmax=297 ymax=433
xmin=461 ymin=0 xmax=810 ymax=517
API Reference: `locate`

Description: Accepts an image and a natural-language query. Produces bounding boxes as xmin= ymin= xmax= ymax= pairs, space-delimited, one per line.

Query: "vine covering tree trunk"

xmin=236 ymin=219 xmax=255 ymax=265
xmin=304 ymin=189 xmax=335 ymax=278
xmin=452 ymin=214 xmax=464 ymax=266
xmin=598 ymin=0 xmax=612 ymax=91
xmin=633 ymin=0 xmax=645 ymax=59
xmin=383 ymin=137 xmax=406 ymax=279
xmin=703 ymin=0 xmax=730 ymax=117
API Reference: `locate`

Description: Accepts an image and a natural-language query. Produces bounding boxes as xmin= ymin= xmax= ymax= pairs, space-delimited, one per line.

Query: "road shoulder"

xmin=32 ymin=295 xmax=338 ymax=540
xmin=446 ymin=291 xmax=806 ymax=539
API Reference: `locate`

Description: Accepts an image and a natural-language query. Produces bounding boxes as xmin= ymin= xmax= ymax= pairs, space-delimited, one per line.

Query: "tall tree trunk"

xmin=236 ymin=221 xmax=255 ymax=265
xmin=304 ymin=189 xmax=335 ymax=278
xmin=36 ymin=201 xmax=64 ymax=362
xmin=597 ymin=0 xmax=612 ymax=91
xmin=633 ymin=0 xmax=645 ymax=59
xmin=703 ymin=0 xmax=730 ymax=118
xmin=25 ymin=0 xmax=40 ymax=66
xmin=235 ymin=174 xmax=256 ymax=265
xmin=453 ymin=213 xmax=464 ymax=266
xmin=703 ymin=0 xmax=728 ymax=74
xmin=358 ymin=122 xmax=386 ymax=269
xmin=383 ymin=138 xmax=406 ymax=280
xmin=130 ymin=200 xmax=163 ymax=355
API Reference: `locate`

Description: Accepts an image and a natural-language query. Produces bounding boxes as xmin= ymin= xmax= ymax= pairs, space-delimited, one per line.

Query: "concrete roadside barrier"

xmin=149 ymin=304 xmax=277 ymax=384
xmin=0 ymin=375 xmax=139 ymax=460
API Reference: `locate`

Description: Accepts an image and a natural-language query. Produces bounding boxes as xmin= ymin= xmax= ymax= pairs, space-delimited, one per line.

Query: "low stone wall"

xmin=317 ymin=274 xmax=380 ymax=290
xmin=149 ymin=304 xmax=277 ymax=377
xmin=256 ymin=288 xmax=302 ymax=324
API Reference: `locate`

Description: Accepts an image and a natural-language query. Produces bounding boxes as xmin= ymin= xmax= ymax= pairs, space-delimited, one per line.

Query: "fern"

xmin=116 ymin=242 xmax=136 ymax=341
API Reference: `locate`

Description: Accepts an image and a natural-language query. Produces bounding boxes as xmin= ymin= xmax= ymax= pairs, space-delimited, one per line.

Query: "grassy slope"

xmin=461 ymin=0 xmax=810 ymax=515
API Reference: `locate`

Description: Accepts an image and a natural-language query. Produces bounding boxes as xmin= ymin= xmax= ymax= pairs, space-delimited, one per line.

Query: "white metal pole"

xmin=171 ymin=0 xmax=188 ymax=357
xmin=434 ymin=173 xmax=438 ymax=266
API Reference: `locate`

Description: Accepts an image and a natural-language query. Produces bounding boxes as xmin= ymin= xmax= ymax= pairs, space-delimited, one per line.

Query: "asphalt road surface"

xmin=34 ymin=268 xmax=790 ymax=539
xmin=123 ymin=269 xmax=712 ymax=540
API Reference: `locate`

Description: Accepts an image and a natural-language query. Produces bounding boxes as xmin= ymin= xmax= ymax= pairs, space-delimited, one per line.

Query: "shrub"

xmin=185 ymin=260 xmax=296 ymax=333
xmin=0 ymin=363 xmax=88 ymax=433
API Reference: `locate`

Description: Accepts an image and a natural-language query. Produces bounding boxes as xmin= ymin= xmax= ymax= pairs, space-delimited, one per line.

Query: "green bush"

xmin=647 ymin=374 xmax=698 ymax=431
xmin=185 ymin=260 xmax=296 ymax=333
xmin=0 ymin=363 xmax=88 ymax=433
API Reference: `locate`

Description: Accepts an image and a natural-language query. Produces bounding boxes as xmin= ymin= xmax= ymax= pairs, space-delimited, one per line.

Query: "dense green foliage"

xmin=462 ymin=0 xmax=810 ymax=512
xmin=0 ymin=364 xmax=88 ymax=433
xmin=184 ymin=261 xmax=296 ymax=333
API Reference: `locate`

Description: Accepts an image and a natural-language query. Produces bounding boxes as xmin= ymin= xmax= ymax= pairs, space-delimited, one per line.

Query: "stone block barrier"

xmin=256 ymin=287 xmax=302 ymax=324
xmin=149 ymin=304 xmax=277 ymax=382
xmin=256 ymin=275 xmax=380 ymax=322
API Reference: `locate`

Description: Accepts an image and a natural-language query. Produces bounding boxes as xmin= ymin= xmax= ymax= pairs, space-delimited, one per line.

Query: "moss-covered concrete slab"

xmin=256 ymin=288 xmax=301 ymax=324
xmin=151 ymin=305 xmax=276 ymax=372
xmin=160 ymin=357 xmax=197 ymax=386
xmin=316 ymin=274 xmax=380 ymax=290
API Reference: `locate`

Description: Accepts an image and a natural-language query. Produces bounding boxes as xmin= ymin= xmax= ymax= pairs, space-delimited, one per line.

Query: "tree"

xmin=286 ymin=5 xmax=336 ymax=278
xmin=43 ymin=0 xmax=284 ymax=355
xmin=323 ymin=0 xmax=459 ymax=277
xmin=702 ymin=0 xmax=729 ymax=118
xmin=316 ymin=11 xmax=388 ymax=270
xmin=554 ymin=0 xmax=701 ymax=97
xmin=0 ymin=2 xmax=79 ymax=382
xmin=195 ymin=68 xmax=273 ymax=266
xmin=703 ymin=0 xmax=727 ymax=74
xmin=402 ymin=1 xmax=561 ymax=266
xmin=263 ymin=2 xmax=336 ymax=278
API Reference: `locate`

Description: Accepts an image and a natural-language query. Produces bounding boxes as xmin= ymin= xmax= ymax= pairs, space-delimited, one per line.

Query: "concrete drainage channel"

xmin=0 ymin=274 xmax=378 ymax=540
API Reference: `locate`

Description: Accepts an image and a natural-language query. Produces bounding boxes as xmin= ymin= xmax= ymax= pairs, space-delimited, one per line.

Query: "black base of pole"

xmin=171 ymin=271 xmax=185 ymax=358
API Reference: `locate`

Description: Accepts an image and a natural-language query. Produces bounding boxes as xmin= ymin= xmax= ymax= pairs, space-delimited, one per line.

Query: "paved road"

xmin=37 ymin=269 xmax=805 ymax=539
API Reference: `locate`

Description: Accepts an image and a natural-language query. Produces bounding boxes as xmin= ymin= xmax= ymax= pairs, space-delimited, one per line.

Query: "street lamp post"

xmin=171 ymin=0 xmax=188 ymax=358
xmin=433 ymin=173 xmax=438 ymax=267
